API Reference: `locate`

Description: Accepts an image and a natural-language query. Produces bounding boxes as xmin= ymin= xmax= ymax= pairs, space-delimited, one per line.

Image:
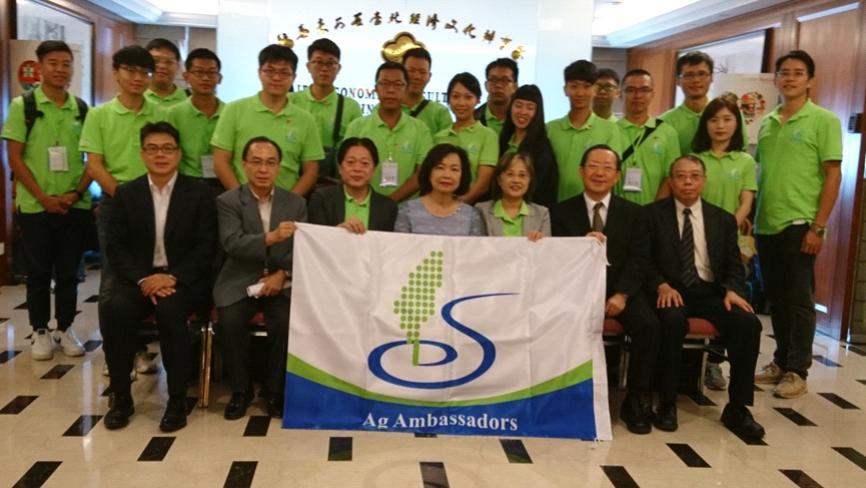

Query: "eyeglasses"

xmin=624 ymin=87 xmax=653 ymax=95
xmin=119 ymin=65 xmax=152 ymax=77
xmin=584 ymin=164 xmax=617 ymax=174
xmin=246 ymin=159 xmax=280 ymax=169
xmin=776 ymin=69 xmax=809 ymax=79
xmin=679 ymin=71 xmax=711 ymax=80
xmin=142 ymin=144 xmax=178 ymax=155
xmin=189 ymin=69 xmax=220 ymax=79
xmin=595 ymin=83 xmax=617 ymax=93
xmin=376 ymin=81 xmax=407 ymax=90
xmin=309 ymin=60 xmax=339 ymax=70
xmin=260 ymin=68 xmax=294 ymax=79
xmin=672 ymin=172 xmax=705 ymax=182
xmin=487 ymin=76 xmax=514 ymax=86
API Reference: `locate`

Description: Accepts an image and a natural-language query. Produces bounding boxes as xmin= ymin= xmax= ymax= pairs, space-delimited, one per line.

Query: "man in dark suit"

xmin=103 ymin=122 xmax=217 ymax=431
xmin=308 ymin=137 xmax=398 ymax=232
xmin=552 ymin=144 xmax=660 ymax=435
xmin=646 ymin=155 xmax=764 ymax=439
xmin=213 ymin=136 xmax=307 ymax=420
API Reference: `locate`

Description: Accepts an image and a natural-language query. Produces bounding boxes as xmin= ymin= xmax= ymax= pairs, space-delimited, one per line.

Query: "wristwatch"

xmin=810 ymin=223 xmax=827 ymax=238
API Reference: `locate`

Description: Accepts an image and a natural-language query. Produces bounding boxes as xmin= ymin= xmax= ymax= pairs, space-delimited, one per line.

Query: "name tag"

xmin=48 ymin=146 xmax=69 ymax=172
xmin=623 ymin=167 xmax=642 ymax=193
xmin=380 ymin=158 xmax=399 ymax=187
xmin=201 ymin=155 xmax=216 ymax=178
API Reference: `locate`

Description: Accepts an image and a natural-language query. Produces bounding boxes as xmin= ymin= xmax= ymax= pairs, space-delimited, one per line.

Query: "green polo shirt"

xmin=697 ymin=150 xmax=757 ymax=215
xmin=144 ymin=86 xmax=188 ymax=108
xmin=1 ymin=87 xmax=91 ymax=213
xmin=493 ymin=199 xmax=528 ymax=237
xmin=210 ymin=92 xmax=324 ymax=191
xmin=480 ymin=105 xmax=506 ymax=136
xmin=344 ymin=186 xmax=371 ymax=228
xmin=344 ymin=110 xmax=432 ymax=196
xmin=755 ymin=100 xmax=843 ymax=235
xmin=614 ymin=117 xmax=681 ymax=205
xmin=546 ymin=113 xmax=626 ymax=202
xmin=167 ymin=98 xmax=224 ymax=177
xmin=79 ymin=97 xmax=166 ymax=183
xmin=433 ymin=121 xmax=498 ymax=180
xmin=660 ymin=102 xmax=750 ymax=155
xmin=404 ymin=99 xmax=452 ymax=134
xmin=290 ymin=87 xmax=362 ymax=149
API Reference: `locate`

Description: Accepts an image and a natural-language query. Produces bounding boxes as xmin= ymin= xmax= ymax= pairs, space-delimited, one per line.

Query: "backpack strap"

xmin=331 ymin=94 xmax=345 ymax=146
xmin=409 ymin=99 xmax=430 ymax=118
xmin=23 ymin=90 xmax=44 ymax=141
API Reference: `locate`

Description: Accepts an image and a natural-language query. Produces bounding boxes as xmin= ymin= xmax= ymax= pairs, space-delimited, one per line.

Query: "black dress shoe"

xmin=104 ymin=393 xmax=134 ymax=430
xmin=224 ymin=390 xmax=252 ymax=420
xmin=159 ymin=396 xmax=188 ymax=432
xmin=721 ymin=404 xmax=765 ymax=439
xmin=266 ymin=394 xmax=284 ymax=419
xmin=619 ymin=394 xmax=651 ymax=435
xmin=653 ymin=403 xmax=678 ymax=432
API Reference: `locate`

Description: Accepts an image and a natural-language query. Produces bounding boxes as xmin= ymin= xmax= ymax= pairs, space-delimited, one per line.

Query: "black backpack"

xmin=22 ymin=89 xmax=89 ymax=140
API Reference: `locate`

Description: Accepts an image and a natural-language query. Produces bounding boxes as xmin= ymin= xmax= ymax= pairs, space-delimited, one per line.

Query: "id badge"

xmin=200 ymin=155 xmax=216 ymax=178
xmin=623 ymin=167 xmax=642 ymax=193
xmin=48 ymin=146 xmax=69 ymax=172
xmin=380 ymin=159 xmax=399 ymax=187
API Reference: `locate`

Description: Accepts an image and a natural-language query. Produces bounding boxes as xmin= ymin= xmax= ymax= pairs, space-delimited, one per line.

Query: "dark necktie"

xmin=592 ymin=202 xmax=604 ymax=232
xmin=680 ymin=208 xmax=699 ymax=287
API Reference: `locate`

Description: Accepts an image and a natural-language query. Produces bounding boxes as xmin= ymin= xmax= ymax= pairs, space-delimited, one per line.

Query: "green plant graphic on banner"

xmin=393 ymin=250 xmax=444 ymax=366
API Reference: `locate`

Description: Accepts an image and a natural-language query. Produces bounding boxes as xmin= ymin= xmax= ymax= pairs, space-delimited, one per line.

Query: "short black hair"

xmin=564 ymin=60 xmax=598 ymax=84
xmin=676 ymin=51 xmax=713 ymax=76
xmin=622 ymin=68 xmax=653 ymax=84
xmin=490 ymin=152 xmax=535 ymax=202
xmin=36 ymin=40 xmax=73 ymax=62
xmin=402 ymin=47 xmax=431 ymax=67
xmin=185 ymin=47 xmax=221 ymax=71
xmin=375 ymin=61 xmax=408 ymax=84
xmin=140 ymin=121 xmax=180 ymax=147
xmin=447 ymin=72 xmax=481 ymax=99
xmin=417 ymin=144 xmax=472 ymax=197
xmin=112 ymin=45 xmax=155 ymax=72
xmin=308 ymin=38 xmax=341 ymax=60
xmin=580 ymin=144 xmax=622 ymax=171
xmin=775 ymin=50 xmax=815 ymax=79
xmin=242 ymin=136 xmax=283 ymax=162
xmin=692 ymin=97 xmax=745 ymax=153
xmin=145 ymin=38 xmax=181 ymax=62
xmin=669 ymin=154 xmax=706 ymax=176
xmin=258 ymin=44 xmax=298 ymax=72
xmin=485 ymin=58 xmax=518 ymax=83
xmin=338 ymin=137 xmax=379 ymax=166
xmin=596 ymin=68 xmax=620 ymax=85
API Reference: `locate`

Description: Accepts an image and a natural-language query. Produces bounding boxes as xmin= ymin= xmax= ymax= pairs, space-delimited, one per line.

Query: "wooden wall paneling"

xmin=625 ymin=48 xmax=676 ymax=117
xmin=0 ymin=0 xmax=14 ymax=282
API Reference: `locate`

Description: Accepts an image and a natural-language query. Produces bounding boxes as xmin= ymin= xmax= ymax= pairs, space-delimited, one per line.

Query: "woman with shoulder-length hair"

xmin=476 ymin=152 xmax=550 ymax=240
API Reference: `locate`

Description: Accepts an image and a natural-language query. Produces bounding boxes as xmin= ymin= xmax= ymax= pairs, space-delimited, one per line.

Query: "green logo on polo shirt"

xmin=286 ymin=130 xmax=298 ymax=144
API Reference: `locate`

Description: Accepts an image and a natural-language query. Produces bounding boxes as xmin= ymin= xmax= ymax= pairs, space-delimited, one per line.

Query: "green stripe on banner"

xmin=287 ymin=355 xmax=593 ymax=407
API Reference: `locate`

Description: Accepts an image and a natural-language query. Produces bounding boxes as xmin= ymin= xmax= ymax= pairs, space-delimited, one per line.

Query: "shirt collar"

xmin=373 ymin=108 xmax=407 ymax=130
xmin=147 ymin=172 xmax=178 ymax=193
xmin=110 ymin=96 xmax=156 ymax=116
xmin=187 ymin=97 xmax=224 ymax=118
xmin=253 ymin=91 xmax=292 ymax=115
xmin=563 ymin=112 xmax=599 ymax=132
xmin=249 ymin=185 xmax=275 ymax=202
xmin=619 ymin=116 xmax=658 ymax=129
xmin=34 ymin=85 xmax=77 ymax=110
xmin=343 ymin=185 xmax=371 ymax=206
xmin=303 ymin=86 xmax=338 ymax=104
xmin=675 ymin=198 xmax=703 ymax=218
xmin=768 ymin=99 xmax=816 ymax=123
xmin=493 ymin=199 xmax=529 ymax=220
xmin=583 ymin=192 xmax=612 ymax=210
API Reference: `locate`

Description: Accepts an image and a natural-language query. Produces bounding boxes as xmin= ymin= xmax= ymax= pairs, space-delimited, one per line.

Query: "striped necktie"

xmin=680 ymin=208 xmax=699 ymax=287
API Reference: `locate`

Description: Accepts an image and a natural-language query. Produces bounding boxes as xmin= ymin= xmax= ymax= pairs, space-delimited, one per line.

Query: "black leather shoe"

xmin=721 ymin=403 xmax=765 ymax=439
xmin=104 ymin=393 xmax=134 ymax=430
xmin=266 ymin=394 xmax=284 ymax=419
xmin=159 ymin=396 xmax=188 ymax=432
xmin=224 ymin=390 xmax=252 ymax=420
xmin=619 ymin=394 xmax=651 ymax=435
xmin=653 ymin=403 xmax=678 ymax=432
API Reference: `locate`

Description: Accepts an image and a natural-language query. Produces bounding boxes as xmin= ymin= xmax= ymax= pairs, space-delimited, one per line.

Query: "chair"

xmin=197 ymin=311 xmax=267 ymax=408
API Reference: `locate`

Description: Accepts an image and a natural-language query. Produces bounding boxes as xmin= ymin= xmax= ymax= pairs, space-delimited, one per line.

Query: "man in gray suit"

xmin=213 ymin=136 xmax=307 ymax=420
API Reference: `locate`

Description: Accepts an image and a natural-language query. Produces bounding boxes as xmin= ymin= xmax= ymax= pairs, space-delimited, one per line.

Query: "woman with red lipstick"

xmin=394 ymin=144 xmax=483 ymax=236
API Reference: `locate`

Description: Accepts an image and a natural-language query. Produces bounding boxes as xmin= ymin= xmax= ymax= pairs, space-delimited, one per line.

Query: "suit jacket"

xmin=307 ymin=185 xmax=398 ymax=231
xmin=213 ymin=184 xmax=307 ymax=307
xmin=645 ymin=197 xmax=746 ymax=297
xmin=106 ymin=173 xmax=216 ymax=305
xmin=551 ymin=193 xmax=648 ymax=297
xmin=475 ymin=200 xmax=551 ymax=237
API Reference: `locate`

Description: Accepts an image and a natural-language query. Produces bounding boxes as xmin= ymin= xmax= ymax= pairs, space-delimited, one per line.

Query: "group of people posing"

xmin=1 ymin=35 xmax=842 ymax=441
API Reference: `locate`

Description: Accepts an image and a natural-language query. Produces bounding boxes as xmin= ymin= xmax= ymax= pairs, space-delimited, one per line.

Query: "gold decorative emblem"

xmin=381 ymin=32 xmax=426 ymax=63
xmin=276 ymin=33 xmax=294 ymax=49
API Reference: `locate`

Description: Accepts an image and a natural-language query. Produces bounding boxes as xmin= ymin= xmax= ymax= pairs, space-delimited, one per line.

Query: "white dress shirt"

xmin=251 ymin=187 xmax=275 ymax=233
xmin=583 ymin=192 xmax=612 ymax=229
xmin=148 ymin=173 xmax=177 ymax=268
xmin=675 ymin=199 xmax=714 ymax=283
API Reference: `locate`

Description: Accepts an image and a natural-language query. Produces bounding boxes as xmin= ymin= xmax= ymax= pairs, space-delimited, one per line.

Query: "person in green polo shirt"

xmin=474 ymin=58 xmax=519 ymax=136
xmin=476 ymin=152 xmax=550 ymax=239
xmin=401 ymin=47 xmax=452 ymax=134
xmin=344 ymin=61 xmax=432 ymax=202
xmin=144 ymin=38 xmax=188 ymax=108
xmin=2 ymin=40 xmax=90 ymax=360
xmin=547 ymin=60 xmax=626 ymax=202
xmin=211 ymin=44 xmax=324 ymax=196
xmin=290 ymin=38 xmax=361 ymax=181
xmin=593 ymin=68 xmax=621 ymax=122
xmin=753 ymin=50 xmax=843 ymax=399
xmin=434 ymin=72 xmax=498 ymax=204
xmin=167 ymin=48 xmax=224 ymax=190
xmin=614 ymin=69 xmax=680 ymax=205
xmin=79 ymin=45 xmax=166 ymax=376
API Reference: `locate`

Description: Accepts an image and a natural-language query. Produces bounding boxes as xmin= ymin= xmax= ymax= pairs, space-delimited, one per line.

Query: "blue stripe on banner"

xmin=282 ymin=372 xmax=598 ymax=440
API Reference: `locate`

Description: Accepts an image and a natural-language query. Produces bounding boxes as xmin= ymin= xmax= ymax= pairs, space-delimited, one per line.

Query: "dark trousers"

xmin=18 ymin=209 xmax=87 ymax=331
xmin=96 ymin=195 xmax=118 ymax=339
xmin=656 ymin=283 xmax=761 ymax=407
xmin=615 ymin=293 xmax=660 ymax=395
xmin=756 ymin=224 xmax=816 ymax=377
xmin=104 ymin=282 xmax=194 ymax=398
xmin=216 ymin=294 xmax=290 ymax=397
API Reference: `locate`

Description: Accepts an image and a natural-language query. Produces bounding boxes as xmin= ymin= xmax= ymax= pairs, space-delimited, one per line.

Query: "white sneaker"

xmin=54 ymin=328 xmax=85 ymax=357
xmin=773 ymin=372 xmax=808 ymax=399
xmin=102 ymin=361 xmax=137 ymax=382
xmin=134 ymin=351 xmax=158 ymax=374
xmin=755 ymin=361 xmax=784 ymax=384
xmin=31 ymin=330 xmax=55 ymax=360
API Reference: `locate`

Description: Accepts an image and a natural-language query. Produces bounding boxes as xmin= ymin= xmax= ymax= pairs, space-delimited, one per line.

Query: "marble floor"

xmin=2 ymin=268 xmax=866 ymax=487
